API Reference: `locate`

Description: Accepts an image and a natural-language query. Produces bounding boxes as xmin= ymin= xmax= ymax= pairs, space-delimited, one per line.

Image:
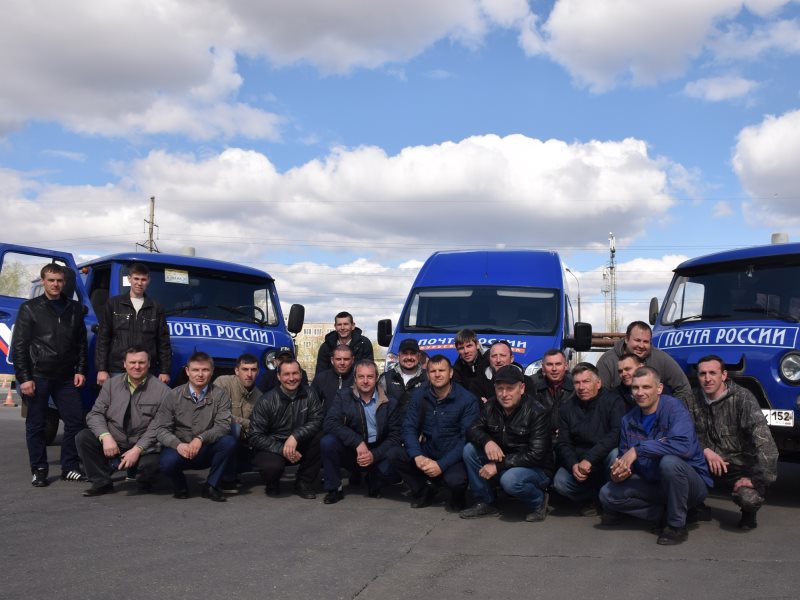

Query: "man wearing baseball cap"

xmin=460 ymin=365 xmax=554 ymax=522
xmin=379 ymin=339 xmax=427 ymax=417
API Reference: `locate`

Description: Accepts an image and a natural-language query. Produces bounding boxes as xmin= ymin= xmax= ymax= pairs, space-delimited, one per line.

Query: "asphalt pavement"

xmin=1 ymin=402 xmax=800 ymax=600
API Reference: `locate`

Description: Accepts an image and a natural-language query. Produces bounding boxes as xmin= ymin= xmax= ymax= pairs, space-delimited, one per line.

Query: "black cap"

xmin=494 ymin=365 xmax=524 ymax=385
xmin=399 ymin=339 xmax=420 ymax=353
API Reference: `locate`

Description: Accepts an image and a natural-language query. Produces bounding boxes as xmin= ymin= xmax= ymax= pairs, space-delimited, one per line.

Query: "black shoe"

xmin=460 ymin=502 xmax=499 ymax=519
xmin=135 ymin=481 xmax=154 ymax=494
xmin=294 ymin=482 xmax=316 ymax=500
xmin=687 ymin=502 xmax=712 ymax=523
xmin=599 ymin=511 xmax=623 ymax=527
xmin=367 ymin=487 xmax=382 ymax=499
xmin=579 ymin=502 xmax=599 ymax=517
xmin=61 ymin=469 xmax=88 ymax=482
xmin=201 ymin=483 xmax=227 ymax=502
xmin=348 ymin=471 xmax=362 ymax=486
xmin=738 ymin=510 xmax=758 ymax=530
xmin=264 ymin=481 xmax=281 ymax=497
xmin=31 ymin=469 xmax=49 ymax=488
xmin=525 ymin=491 xmax=549 ymax=522
xmin=411 ymin=484 xmax=437 ymax=509
xmin=83 ymin=483 xmax=114 ymax=497
xmin=173 ymin=488 xmax=189 ymax=500
xmin=218 ymin=480 xmax=240 ymax=495
xmin=657 ymin=525 xmax=688 ymax=545
xmin=324 ymin=489 xmax=344 ymax=504
xmin=448 ymin=490 xmax=467 ymax=512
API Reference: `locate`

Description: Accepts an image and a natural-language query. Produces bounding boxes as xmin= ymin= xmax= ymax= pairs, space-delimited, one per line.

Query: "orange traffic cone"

xmin=3 ymin=379 xmax=17 ymax=407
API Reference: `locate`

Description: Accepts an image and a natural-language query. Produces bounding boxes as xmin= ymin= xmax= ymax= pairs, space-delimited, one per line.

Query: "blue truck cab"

xmin=0 ymin=243 xmax=304 ymax=412
xmin=650 ymin=242 xmax=800 ymax=456
xmin=377 ymin=249 xmax=591 ymax=374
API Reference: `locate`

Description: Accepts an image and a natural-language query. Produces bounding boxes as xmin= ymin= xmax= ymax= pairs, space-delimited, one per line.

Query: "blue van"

xmin=377 ymin=249 xmax=591 ymax=374
xmin=649 ymin=241 xmax=800 ymax=456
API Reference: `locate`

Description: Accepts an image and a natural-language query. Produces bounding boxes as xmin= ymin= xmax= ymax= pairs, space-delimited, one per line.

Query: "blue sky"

xmin=2 ymin=0 xmax=800 ymax=335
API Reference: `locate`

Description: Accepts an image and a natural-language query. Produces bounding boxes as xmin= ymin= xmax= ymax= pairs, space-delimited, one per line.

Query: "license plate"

xmin=762 ymin=409 xmax=795 ymax=427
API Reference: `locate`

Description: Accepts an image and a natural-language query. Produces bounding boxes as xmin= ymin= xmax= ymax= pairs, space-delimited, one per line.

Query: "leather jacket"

xmin=12 ymin=294 xmax=87 ymax=382
xmin=248 ymin=384 xmax=323 ymax=454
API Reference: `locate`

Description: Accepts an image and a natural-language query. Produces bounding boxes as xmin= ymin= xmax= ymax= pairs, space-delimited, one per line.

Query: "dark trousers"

xmin=713 ymin=462 xmax=766 ymax=511
xmin=320 ymin=433 xmax=397 ymax=492
xmin=159 ymin=434 xmax=237 ymax=490
xmin=390 ymin=447 xmax=467 ymax=496
xmin=24 ymin=377 xmax=84 ymax=473
xmin=252 ymin=431 xmax=323 ymax=487
xmin=222 ymin=443 xmax=258 ymax=481
xmin=599 ymin=455 xmax=708 ymax=528
xmin=75 ymin=428 xmax=159 ymax=488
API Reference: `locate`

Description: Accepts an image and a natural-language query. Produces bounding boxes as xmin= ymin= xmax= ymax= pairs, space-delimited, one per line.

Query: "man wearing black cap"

xmin=460 ymin=365 xmax=554 ymax=522
xmin=379 ymin=338 xmax=427 ymax=417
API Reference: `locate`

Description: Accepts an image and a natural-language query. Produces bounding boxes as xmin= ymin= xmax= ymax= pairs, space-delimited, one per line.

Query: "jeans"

xmin=159 ymin=434 xmax=237 ymax=490
xmin=24 ymin=377 xmax=84 ymax=473
xmin=599 ymin=455 xmax=709 ymax=528
xmin=463 ymin=443 xmax=550 ymax=509
xmin=553 ymin=448 xmax=618 ymax=504
xmin=319 ymin=433 xmax=397 ymax=492
xmin=75 ymin=428 xmax=159 ymax=488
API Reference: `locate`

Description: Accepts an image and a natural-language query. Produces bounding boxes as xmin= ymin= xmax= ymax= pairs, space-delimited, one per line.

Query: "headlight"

xmin=780 ymin=353 xmax=800 ymax=383
xmin=264 ymin=350 xmax=277 ymax=370
xmin=525 ymin=360 xmax=542 ymax=376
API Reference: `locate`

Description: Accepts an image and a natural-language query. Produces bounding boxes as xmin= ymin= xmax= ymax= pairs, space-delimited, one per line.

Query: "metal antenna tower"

xmin=136 ymin=196 xmax=160 ymax=253
xmin=608 ymin=232 xmax=618 ymax=331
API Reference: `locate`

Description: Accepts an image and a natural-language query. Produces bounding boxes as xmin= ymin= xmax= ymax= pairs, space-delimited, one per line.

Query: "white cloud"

xmin=733 ymin=108 xmax=800 ymax=226
xmin=712 ymin=201 xmax=734 ymax=217
xmin=683 ymin=75 xmax=759 ymax=101
xmin=41 ymin=150 xmax=87 ymax=162
xmin=709 ymin=17 xmax=800 ymax=61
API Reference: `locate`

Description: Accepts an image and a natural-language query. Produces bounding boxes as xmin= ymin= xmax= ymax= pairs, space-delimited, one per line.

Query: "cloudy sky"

xmin=2 ymin=0 xmax=799 ymax=338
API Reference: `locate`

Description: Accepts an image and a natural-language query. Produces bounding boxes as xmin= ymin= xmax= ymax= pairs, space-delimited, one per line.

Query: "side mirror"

xmin=569 ymin=322 xmax=592 ymax=352
xmin=287 ymin=304 xmax=305 ymax=334
xmin=377 ymin=319 xmax=393 ymax=347
xmin=649 ymin=297 xmax=659 ymax=326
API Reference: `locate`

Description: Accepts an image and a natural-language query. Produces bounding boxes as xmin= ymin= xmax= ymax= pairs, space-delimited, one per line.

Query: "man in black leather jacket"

xmin=12 ymin=263 xmax=88 ymax=486
xmin=95 ymin=262 xmax=171 ymax=386
xmin=249 ymin=358 xmax=323 ymax=498
xmin=460 ymin=365 xmax=554 ymax=522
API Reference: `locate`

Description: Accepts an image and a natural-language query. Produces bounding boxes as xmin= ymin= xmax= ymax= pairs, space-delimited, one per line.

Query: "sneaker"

xmin=459 ymin=502 xmax=499 ymax=519
xmin=410 ymin=484 xmax=438 ymax=509
xmin=31 ymin=469 xmax=49 ymax=488
xmin=657 ymin=525 xmax=688 ymax=545
xmin=294 ymin=482 xmax=316 ymax=500
xmin=61 ymin=469 xmax=88 ymax=482
xmin=201 ymin=483 xmax=227 ymax=503
xmin=525 ymin=492 xmax=549 ymax=522
xmin=738 ymin=510 xmax=758 ymax=530
xmin=324 ymin=489 xmax=344 ymax=505
xmin=218 ymin=480 xmax=240 ymax=495
xmin=83 ymin=483 xmax=114 ymax=497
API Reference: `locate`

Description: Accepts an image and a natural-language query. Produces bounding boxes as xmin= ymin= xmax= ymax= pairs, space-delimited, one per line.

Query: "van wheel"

xmin=45 ymin=409 xmax=60 ymax=445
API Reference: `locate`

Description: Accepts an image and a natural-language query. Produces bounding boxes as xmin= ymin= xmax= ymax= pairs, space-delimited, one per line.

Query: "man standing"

xmin=596 ymin=321 xmax=692 ymax=404
xmin=312 ymin=344 xmax=355 ymax=414
xmin=452 ymin=329 xmax=489 ymax=390
xmin=77 ymin=346 xmax=170 ymax=496
xmin=460 ymin=366 xmax=554 ymax=522
xmin=614 ymin=353 xmax=644 ymax=410
xmin=687 ymin=355 xmax=778 ymax=530
xmin=321 ymin=360 xmax=401 ymax=503
xmin=153 ymin=352 xmax=236 ymax=502
xmin=249 ymin=359 xmax=324 ymax=499
xmin=531 ymin=349 xmax=574 ymax=430
xmin=12 ymin=263 xmax=88 ymax=486
xmin=315 ymin=311 xmax=373 ymax=373
xmin=379 ymin=338 xmax=427 ymax=416
xmin=553 ymin=363 xmax=625 ymax=515
xmin=599 ymin=367 xmax=711 ymax=545
xmin=95 ymin=263 xmax=171 ymax=386
xmin=392 ymin=354 xmax=479 ymax=511
xmin=214 ymin=353 xmax=261 ymax=489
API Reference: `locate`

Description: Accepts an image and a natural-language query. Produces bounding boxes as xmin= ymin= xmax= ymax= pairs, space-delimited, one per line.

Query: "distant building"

xmin=292 ymin=322 xmax=335 ymax=379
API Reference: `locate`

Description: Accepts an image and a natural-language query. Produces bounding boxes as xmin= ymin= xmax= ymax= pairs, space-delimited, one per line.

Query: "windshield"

xmin=402 ymin=286 xmax=560 ymax=335
xmin=121 ymin=265 xmax=279 ymax=325
xmin=662 ymin=262 xmax=800 ymax=325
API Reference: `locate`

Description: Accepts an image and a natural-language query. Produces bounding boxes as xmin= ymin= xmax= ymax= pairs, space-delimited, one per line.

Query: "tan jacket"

xmin=213 ymin=374 xmax=259 ymax=433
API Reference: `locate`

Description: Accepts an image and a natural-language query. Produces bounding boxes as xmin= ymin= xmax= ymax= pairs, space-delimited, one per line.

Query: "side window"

xmin=0 ymin=252 xmax=69 ymax=299
xmin=664 ymin=280 xmax=705 ymax=324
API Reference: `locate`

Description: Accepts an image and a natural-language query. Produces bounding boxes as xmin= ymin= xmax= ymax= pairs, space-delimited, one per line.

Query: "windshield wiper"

xmin=733 ymin=307 xmax=800 ymax=323
xmin=672 ymin=313 xmax=731 ymax=326
xmin=165 ymin=304 xmax=209 ymax=316
xmin=216 ymin=304 xmax=266 ymax=325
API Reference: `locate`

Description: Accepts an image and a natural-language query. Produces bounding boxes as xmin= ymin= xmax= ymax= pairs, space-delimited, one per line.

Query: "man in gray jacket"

xmin=77 ymin=346 xmax=170 ymax=496
xmin=596 ymin=321 xmax=692 ymax=405
xmin=154 ymin=351 xmax=236 ymax=502
xmin=687 ymin=355 xmax=778 ymax=530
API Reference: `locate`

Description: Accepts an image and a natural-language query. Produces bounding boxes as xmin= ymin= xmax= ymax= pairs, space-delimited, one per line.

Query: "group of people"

xmin=11 ymin=263 xmax=779 ymax=547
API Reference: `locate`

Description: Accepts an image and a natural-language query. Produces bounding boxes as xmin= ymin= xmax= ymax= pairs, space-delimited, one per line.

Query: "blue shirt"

xmin=190 ymin=384 xmax=209 ymax=404
xmin=362 ymin=392 xmax=379 ymax=443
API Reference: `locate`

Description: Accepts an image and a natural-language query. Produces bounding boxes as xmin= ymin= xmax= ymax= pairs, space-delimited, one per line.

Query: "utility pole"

xmin=609 ymin=233 xmax=617 ymax=332
xmin=136 ymin=196 xmax=160 ymax=253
